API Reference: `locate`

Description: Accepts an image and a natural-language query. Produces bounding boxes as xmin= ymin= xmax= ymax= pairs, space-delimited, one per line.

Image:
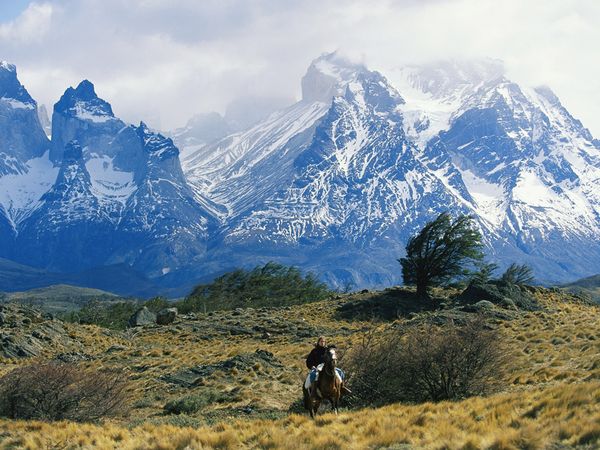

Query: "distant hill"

xmin=0 ymin=258 xmax=162 ymax=298
xmin=1 ymin=284 xmax=120 ymax=314
xmin=562 ymin=274 xmax=600 ymax=302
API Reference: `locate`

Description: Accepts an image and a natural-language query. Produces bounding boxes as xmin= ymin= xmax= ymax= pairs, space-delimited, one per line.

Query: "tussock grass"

xmin=0 ymin=382 xmax=598 ymax=449
xmin=0 ymin=287 xmax=597 ymax=449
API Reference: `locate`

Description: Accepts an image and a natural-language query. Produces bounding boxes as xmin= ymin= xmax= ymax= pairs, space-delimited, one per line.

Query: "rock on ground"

xmin=156 ymin=307 xmax=178 ymax=325
xmin=128 ymin=306 xmax=157 ymax=327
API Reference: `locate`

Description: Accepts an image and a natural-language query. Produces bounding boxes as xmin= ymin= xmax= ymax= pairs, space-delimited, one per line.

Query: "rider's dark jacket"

xmin=306 ymin=345 xmax=327 ymax=369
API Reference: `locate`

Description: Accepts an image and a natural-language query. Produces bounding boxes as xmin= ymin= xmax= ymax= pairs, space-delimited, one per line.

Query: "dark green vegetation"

xmin=399 ymin=213 xmax=484 ymax=297
xmin=178 ymin=262 xmax=332 ymax=313
xmin=62 ymin=263 xmax=331 ymax=329
xmin=500 ymin=263 xmax=535 ymax=285
xmin=63 ymin=297 xmax=169 ymax=330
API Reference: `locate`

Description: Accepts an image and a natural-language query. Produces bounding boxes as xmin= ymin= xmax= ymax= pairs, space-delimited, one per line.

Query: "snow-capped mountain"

xmin=182 ymin=53 xmax=600 ymax=286
xmin=0 ymin=70 xmax=212 ymax=281
xmin=1 ymin=53 xmax=600 ymax=294
xmin=171 ymin=98 xmax=293 ymax=158
xmin=0 ymin=62 xmax=51 ymax=238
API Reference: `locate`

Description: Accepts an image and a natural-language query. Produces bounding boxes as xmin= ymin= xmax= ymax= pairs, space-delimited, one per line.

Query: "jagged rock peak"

xmin=0 ymin=61 xmax=16 ymax=72
xmin=0 ymin=60 xmax=35 ymax=105
xmin=137 ymin=122 xmax=179 ymax=160
xmin=301 ymin=51 xmax=369 ymax=102
xmin=54 ymin=79 xmax=114 ymax=120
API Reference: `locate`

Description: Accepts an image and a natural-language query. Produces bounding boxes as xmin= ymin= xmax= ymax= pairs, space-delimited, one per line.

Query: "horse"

xmin=303 ymin=345 xmax=343 ymax=418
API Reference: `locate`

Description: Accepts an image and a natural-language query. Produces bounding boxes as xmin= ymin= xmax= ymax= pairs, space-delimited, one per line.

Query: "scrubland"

xmin=0 ymin=288 xmax=598 ymax=449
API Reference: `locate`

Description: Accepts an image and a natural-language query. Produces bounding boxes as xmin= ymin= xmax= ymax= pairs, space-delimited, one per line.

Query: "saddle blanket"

xmin=304 ymin=364 xmax=345 ymax=390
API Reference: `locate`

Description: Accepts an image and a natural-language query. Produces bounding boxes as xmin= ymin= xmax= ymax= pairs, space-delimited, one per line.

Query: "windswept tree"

xmin=399 ymin=213 xmax=484 ymax=297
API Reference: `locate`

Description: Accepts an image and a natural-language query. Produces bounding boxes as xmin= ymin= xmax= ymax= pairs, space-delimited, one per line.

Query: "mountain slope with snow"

xmin=182 ymin=54 xmax=600 ymax=286
xmin=0 ymin=67 xmax=213 ymax=282
xmin=1 ymin=54 xmax=600 ymax=291
xmin=0 ymin=62 xmax=52 ymax=242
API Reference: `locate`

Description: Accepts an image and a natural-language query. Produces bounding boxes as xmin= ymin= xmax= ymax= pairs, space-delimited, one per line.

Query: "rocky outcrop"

xmin=162 ymin=349 xmax=287 ymax=387
xmin=457 ymin=282 xmax=540 ymax=311
xmin=0 ymin=303 xmax=82 ymax=358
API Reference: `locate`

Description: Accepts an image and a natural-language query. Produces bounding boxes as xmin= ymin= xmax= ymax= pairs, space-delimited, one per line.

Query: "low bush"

xmin=178 ymin=262 xmax=331 ymax=313
xmin=163 ymin=389 xmax=232 ymax=415
xmin=0 ymin=362 xmax=129 ymax=421
xmin=344 ymin=316 xmax=508 ymax=406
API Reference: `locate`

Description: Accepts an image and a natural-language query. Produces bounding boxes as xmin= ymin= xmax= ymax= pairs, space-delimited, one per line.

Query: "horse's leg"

xmin=303 ymin=387 xmax=310 ymax=411
xmin=329 ymin=396 xmax=337 ymax=415
xmin=333 ymin=383 xmax=341 ymax=414
xmin=312 ymin=398 xmax=321 ymax=418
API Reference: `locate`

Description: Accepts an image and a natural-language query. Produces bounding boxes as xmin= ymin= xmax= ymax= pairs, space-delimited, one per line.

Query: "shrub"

xmin=178 ymin=262 xmax=331 ymax=313
xmin=470 ymin=262 xmax=499 ymax=284
xmin=64 ymin=300 xmax=137 ymax=329
xmin=0 ymin=362 xmax=129 ymax=421
xmin=344 ymin=317 xmax=508 ymax=406
xmin=163 ymin=389 xmax=231 ymax=415
xmin=143 ymin=296 xmax=170 ymax=313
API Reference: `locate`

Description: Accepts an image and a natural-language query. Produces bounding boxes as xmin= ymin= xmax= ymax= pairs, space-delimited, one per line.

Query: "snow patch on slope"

xmin=73 ymin=102 xmax=114 ymax=123
xmin=390 ymin=68 xmax=465 ymax=150
xmin=86 ymin=155 xmax=136 ymax=204
xmin=458 ymin=168 xmax=505 ymax=226
xmin=0 ymin=151 xmax=58 ymax=227
xmin=1 ymin=98 xmax=34 ymax=110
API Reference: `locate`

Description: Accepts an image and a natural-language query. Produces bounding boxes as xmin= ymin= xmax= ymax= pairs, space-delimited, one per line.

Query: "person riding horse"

xmin=305 ymin=336 xmax=346 ymax=392
xmin=303 ymin=337 xmax=350 ymax=417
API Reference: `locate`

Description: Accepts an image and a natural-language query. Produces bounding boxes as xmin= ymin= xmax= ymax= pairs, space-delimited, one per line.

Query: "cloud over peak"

xmin=1 ymin=0 xmax=598 ymax=134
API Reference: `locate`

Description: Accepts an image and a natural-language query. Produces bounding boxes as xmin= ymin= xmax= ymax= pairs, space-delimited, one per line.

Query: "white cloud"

xmin=0 ymin=2 xmax=53 ymax=43
xmin=1 ymin=0 xmax=599 ymax=135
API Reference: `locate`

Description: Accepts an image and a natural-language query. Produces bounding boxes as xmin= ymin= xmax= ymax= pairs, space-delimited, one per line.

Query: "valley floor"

xmin=0 ymin=288 xmax=599 ymax=449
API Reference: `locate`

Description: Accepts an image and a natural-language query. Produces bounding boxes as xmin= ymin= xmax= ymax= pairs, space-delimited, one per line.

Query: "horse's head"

xmin=325 ymin=345 xmax=338 ymax=369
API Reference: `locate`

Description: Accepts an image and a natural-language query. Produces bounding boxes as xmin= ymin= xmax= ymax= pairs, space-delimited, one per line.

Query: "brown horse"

xmin=303 ymin=346 xmax=343 ymax=418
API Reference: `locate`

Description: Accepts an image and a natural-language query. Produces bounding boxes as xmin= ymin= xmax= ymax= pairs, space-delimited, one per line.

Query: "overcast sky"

xmin=1 ymin=0 xmax=598 ymax=134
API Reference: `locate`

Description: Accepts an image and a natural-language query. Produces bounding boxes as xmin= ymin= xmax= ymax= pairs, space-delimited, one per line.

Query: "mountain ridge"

xmin=1 ymin=54 xmax=600 ymax=290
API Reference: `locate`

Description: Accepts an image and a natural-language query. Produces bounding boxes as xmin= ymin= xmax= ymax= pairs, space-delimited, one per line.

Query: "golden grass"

xmin=0 ymin=287 xmax=598 ymax=449
xmin=0 ymin=381 xmax=598 ymax=449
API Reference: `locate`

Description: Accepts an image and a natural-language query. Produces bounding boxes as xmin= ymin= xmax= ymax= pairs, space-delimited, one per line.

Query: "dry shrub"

xmin=344 ymin=316 xmax=509 ymax=405
xmin=0 ymin=361 xmax=130 ymax=422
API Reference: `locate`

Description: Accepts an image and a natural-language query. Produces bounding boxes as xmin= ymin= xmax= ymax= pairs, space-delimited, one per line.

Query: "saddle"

xmin=304 ymin=364 xmax=345 ymax=391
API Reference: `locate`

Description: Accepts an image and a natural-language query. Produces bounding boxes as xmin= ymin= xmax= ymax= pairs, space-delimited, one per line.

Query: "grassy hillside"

xmin=1 ymin=284 xmax=120 ymax=313
xmin=0 ymin=287 xmax=598 ymax=449
xmin=563 ymin=274 xmax=600 ymax=302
